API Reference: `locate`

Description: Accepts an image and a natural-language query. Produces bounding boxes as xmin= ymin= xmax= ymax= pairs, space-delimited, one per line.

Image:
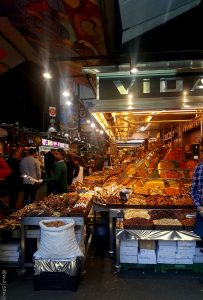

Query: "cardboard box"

xmin=0 ymin=242 xmax=20 ymax=251
xmin=175 ymin=258 xmax=193 ymax=264
xmin=139 ymin=249 xmax=156 ymax=256
xmin=158 ymin=241 xmax=176 ymax=247
xmin=157 ymin=258 xmax=176 ymax=264
xmin=195 ymin=247 xmax=203 ymax=256
xmin=176 ymin=249 xmax=195 ymax=256
xmin=138 ymin=256 xmax=157 ymax=264
xmin=193 ymin=255 xmax=203 ymax=263
xmin=177 ymin=241 xmax=196 ymax=248
xmin=120 ymin=255 xmax=138 ymax=264
xmin=176 ymin=253 xmax=194 ymax=259
xmin=121 ymin=240 xmax=138 ymax=247
xmin=157 ymin=247 xmax=177 ymax=254
xmin=139 ymin=240 xmax=156 ymax=250
xmin=120 ymin=246 xmax=138 ymax=255
xmin=157 ymin=251 xmax=176 ymax=259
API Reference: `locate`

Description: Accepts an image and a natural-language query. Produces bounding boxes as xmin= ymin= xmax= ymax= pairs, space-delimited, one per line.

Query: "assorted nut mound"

xmin=124 ymin=218 xmax=154 ymax=229
xmin=42 ymin=221 xmax=65 ymax=227
xmin=149 ymin=210 xmax=176 ymax=220
xmin=124 ymin=209 xmax=150 ymax=220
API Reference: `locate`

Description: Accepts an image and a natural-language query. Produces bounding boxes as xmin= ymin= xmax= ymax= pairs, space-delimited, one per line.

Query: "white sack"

xmin=34 ymin=219 xmax=84 ymax=259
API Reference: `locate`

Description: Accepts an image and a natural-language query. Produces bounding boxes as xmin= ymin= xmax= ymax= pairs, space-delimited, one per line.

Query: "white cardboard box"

xmin=157 ymin=258 xmax=176 ymax=264
xmin=138 ymin=257 xmax=157 ymax=264
xmin=175 ymin=258 xmax=193 ymax=264
xmin=157 ymin=252 xmax=176 ymax=259
xmin=193 ymin=255 xmax=203 ymax=263
xmin=139 ymin=249 xmax=156 ymax=255
xmin=157 ymin=248 xmax=176 ymax=254
xmin=121 ymin=240 xmax=138 ymax=247
xmin=176 ymin=253 xmax=194 ymax=259
xmin=158 ymin=241 xmax=176 ymax=247
xmin=176 ymin=249 xmax=195 ymax=256
xmin=120 ymin=255 xmax=138 ymax=263
xmin=177 ymin=241 xmax=196 ymax=248
xmin=120 ymin=246 xmax=138 ymax=255
xmin=195 ymin=247 xmax=203 ymax=256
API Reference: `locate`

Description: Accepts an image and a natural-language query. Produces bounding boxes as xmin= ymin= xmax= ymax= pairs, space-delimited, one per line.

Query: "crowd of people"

xmin=0 ymin=143 xmax=108 ymax=212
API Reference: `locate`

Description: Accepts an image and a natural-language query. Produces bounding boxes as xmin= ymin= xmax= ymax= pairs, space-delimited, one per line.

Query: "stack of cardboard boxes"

xmin=119 ymin=239 xmax=203 ymax=265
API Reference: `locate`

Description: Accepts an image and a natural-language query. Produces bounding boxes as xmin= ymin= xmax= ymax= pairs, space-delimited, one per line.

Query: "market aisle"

xmin=5 ymin=256 xmax=203 ymax=300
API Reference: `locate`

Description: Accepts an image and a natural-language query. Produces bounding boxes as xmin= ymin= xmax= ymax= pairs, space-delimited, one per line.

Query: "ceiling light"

xmin=100 ymin=130 xmax=104 ymax=134
xmin=87 ymin=119 xmax=90 ymax=124
xmin=91 ymin=122 xmax=95 ymax=128
xmin=43 ymin=72 xmax=52 ymax=79
xmin=63 ymin=90 xmax=70 ymax=97
xmin=130 ymin=67 xmax=138 ymax=74
xmin=66 ymin=100 xmax=72 ymax=105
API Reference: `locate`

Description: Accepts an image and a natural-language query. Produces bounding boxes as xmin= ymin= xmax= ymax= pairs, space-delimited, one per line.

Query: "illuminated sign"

xmin=42 ymin=139 xmax=69 ymax=150
xmin=98 ymin=74 xmax=203 ymax=100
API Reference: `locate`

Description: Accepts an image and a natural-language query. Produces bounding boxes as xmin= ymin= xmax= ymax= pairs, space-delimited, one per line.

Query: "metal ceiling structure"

xmin=0 ymin=0 xmax=203 ymax=140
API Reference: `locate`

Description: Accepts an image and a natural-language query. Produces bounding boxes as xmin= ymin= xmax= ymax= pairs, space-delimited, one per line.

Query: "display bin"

xmin=33 ymin=257 xmax=82 ymax=291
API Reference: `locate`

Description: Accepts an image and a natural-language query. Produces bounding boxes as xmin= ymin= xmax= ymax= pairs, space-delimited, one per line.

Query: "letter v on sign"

xmin=113 ymin=78 xmax=136 ymax=95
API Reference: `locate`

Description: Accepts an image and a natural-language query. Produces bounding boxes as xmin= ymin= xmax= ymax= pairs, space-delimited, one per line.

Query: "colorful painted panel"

xmin=0 ymin=0 xmax=107 ymax=59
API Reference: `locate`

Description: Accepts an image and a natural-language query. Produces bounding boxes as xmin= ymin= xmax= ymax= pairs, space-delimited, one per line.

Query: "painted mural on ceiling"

xmin=0 ymin=0 xmax=107 ymax=84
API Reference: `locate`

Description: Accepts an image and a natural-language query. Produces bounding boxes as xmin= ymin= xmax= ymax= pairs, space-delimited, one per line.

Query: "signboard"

xmin=49 ymin=106 xmax=56 ymax=117
xmin=42 ymin=139 xmax=69 ymax=150
xmin=97 ymin=73 xmax=203 ymax=101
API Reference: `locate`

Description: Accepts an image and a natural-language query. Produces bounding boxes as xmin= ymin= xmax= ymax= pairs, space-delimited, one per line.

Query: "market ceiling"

xmin=0 ymin=0 xmax=203 ymax=140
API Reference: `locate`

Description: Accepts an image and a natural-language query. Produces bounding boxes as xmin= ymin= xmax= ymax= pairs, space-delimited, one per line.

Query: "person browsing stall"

xmin=0 ymin=142 xmax=11 ymax=179
xmin=191 ymin=159 xmax=203 ymax=238
xmin=20 ymin=148 xmax=41 ymax=206
xmin=43 ymin=148 xmax=67 ymax=194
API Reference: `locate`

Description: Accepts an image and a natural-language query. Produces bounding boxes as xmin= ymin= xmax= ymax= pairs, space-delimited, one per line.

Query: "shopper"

xmin=43 ymin=148 xmax=67 ymax=194
xmin=20 ymin=148 xmax=41 ymax=206
xmin=6 ymin=149 xmax=21 ymax=211
xmin=44 ymin=148 xmax=56 ymax=195
xmin=72 ymin=156 xmax=83 ymax=184
xmin=66 ymin=153 xmax=76 ymax=186
xmin=0 ymin=142 xmax=11 ymax=179
xmin=191 ymin=160 xmax=203 ymax=238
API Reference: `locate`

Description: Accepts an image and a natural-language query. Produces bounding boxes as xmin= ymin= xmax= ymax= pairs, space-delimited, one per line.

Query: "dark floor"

xmin=2 ymin=254 xmax=203 ymax=300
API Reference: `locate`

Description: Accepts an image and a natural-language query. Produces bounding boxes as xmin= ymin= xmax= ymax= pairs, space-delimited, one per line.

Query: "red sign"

xmin=49 ymin=107 xmax=56 ymax=117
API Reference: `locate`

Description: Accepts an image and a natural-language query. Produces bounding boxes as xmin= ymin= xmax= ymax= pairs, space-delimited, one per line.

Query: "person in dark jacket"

xmin=6 ymin=149 xmax=21 ymax=210
xmin=43 ymin=148 xmax=67 ymax=194
xmin=44 ymin=148 xmax=56 ymax=195
xmin=66 ymin=154 xmax=76 ymax=186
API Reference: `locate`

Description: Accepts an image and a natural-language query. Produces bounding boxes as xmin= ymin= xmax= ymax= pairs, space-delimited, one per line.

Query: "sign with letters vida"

xmin=97 ymin=73 xmax=203 ymax=100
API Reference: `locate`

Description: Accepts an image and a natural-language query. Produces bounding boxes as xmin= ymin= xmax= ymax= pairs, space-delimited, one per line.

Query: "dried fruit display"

xmin=124 ymin=209 xmax=150 ymax=220
xmin=42 ymin=221 xmax=65 ymax=227
xmin=149 ymin=210 xmax=176 ymax=220
xmin=123 ymin=218 xmax=153 ymax=229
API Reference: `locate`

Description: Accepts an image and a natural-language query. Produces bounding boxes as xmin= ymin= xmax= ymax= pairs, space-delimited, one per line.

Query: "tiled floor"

xmin=3 ymin=255 xmax=203 ymax=300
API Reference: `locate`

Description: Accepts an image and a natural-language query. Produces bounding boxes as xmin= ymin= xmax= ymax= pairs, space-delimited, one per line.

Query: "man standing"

xmin=44 ymin=148 xmax=56 ymax=195
xmin=20 ymin=148 xmax=41 ymax=206
xmin=43 ymin=148 xmax=67 ymax=194
xmin=6 ymin=149 xmax=21 ymax=211
xmin=191 ymin=160 xmax=203 ymax=238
